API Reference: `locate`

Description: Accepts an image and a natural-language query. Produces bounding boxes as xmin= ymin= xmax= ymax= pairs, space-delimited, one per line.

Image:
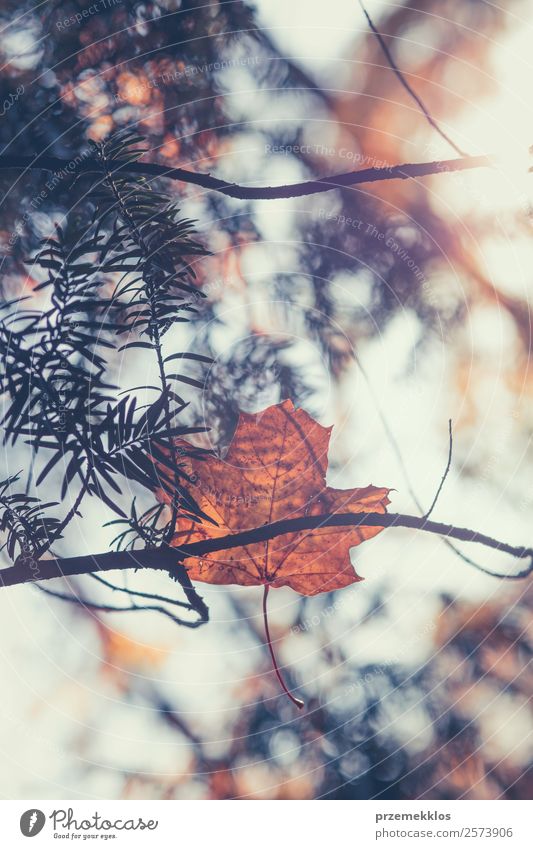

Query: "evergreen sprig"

xmin=0 ymin=475 xmax=62 ymax=561
xmin=0 ymin=128 xmax=212 ymax=624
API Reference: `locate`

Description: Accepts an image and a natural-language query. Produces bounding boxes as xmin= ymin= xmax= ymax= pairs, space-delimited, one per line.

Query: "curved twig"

xmin=87 ymin=571 xmax=193 ymax=610
xmin=34 ymin=582 xmax=204 ymax=627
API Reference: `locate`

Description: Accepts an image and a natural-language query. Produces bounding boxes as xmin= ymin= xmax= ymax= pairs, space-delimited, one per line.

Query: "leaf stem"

xmin=262 ymin=583 xmax=304 ymax=709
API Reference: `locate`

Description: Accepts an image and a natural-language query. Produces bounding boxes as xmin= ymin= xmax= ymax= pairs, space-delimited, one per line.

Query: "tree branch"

xmin=1 ymin=510 xmax=531 ymax=589
xmin=0 ymin=152 xmax=494 ymax=200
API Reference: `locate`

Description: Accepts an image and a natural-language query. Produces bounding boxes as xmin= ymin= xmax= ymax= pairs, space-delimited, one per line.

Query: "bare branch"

xmin=0 ymin=152 xmax=494 ymax=200
xmin=1 ymin=510 xmax=531 ymax=589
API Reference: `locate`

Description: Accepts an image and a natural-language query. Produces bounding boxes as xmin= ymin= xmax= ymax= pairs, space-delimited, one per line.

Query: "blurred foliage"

xmin=0 ymin=0 xmax=531 ymax=800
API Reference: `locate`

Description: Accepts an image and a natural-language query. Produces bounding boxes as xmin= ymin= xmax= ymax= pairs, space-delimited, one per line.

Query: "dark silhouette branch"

xmin=1 ymin=510 xmax=531 ymax=589
xmin=0 ymin=152 xmax=494 ymax=200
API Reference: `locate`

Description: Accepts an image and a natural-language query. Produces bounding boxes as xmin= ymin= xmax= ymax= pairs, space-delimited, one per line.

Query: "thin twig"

xmin=424 ymin=419 xmax=453 ymax=519
xmin=352 ymin=352 xmax=512 ymax=578
xmin=34 ymin=582 xmax=204 ymax=627
xmin=88 ymin=571 xmax=193 ymax=610
xmin=45 ymin=470 xmax=90 ymax=551
xmin=357 ymin=0 xmax=466 ymax=156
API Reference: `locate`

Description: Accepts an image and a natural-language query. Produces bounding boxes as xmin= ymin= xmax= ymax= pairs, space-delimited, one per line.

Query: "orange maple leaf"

xmin=167 ymin=399 xmax=390 ymax=594
xmin=161 ymin=399 xmax=390 ymax=708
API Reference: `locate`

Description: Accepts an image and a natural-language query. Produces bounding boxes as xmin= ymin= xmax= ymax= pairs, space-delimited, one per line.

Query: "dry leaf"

xmin=166 ymin=399 xmax=390 ymax=596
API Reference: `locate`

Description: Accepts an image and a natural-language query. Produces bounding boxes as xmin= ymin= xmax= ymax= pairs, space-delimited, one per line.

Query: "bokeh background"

xmin=0 ymin=0 xmax=532 ymax=799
